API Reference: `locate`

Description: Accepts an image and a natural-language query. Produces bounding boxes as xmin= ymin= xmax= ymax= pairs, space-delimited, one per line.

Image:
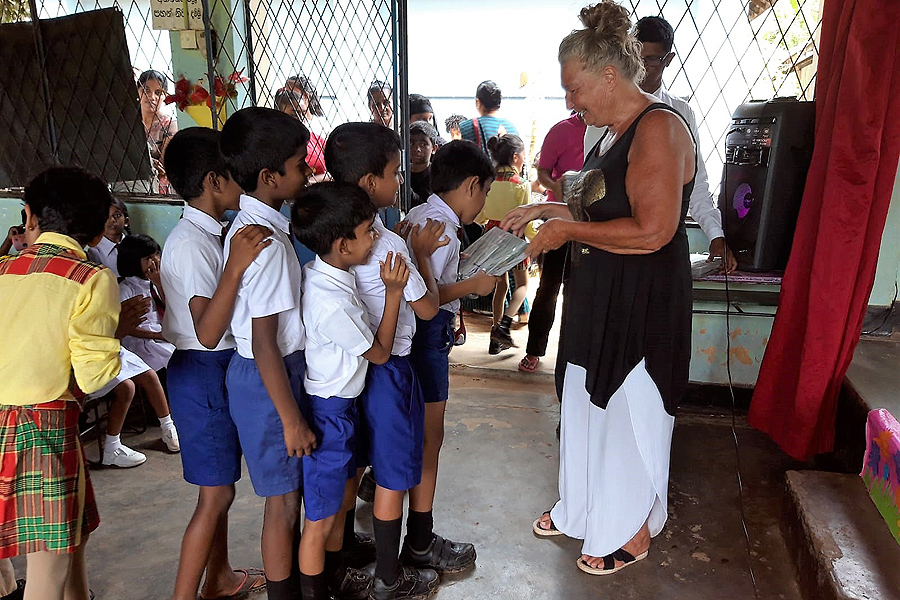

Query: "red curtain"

xmin=748 ymin=0 xmax=900 ymax=461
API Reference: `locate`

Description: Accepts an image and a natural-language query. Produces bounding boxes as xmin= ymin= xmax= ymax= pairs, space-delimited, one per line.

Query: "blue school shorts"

xmin=226 ymin=350 xmax=306 ymax=497
xmin=360 ymin=355 xmax=425 ymax=491
xmin=167 ymin=349 xmax=242 ymax=487
xmin=300 ymin=395 xmax=357 ymax=521
xmin=410 ymin=309 xmax=455 ymax=403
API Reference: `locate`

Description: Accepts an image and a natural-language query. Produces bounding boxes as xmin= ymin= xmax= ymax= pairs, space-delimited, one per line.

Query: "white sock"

xmin=159 ymin=414 xmax=174 ymax=428
xmin=105 ymin=434 xmax=122 ymax=451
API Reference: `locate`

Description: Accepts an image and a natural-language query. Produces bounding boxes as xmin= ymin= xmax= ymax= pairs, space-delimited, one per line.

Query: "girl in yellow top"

xmin=0 ymin=168 xmax=122 ymax=600
xmin=478 ymin=134 xmax=534 ymax=355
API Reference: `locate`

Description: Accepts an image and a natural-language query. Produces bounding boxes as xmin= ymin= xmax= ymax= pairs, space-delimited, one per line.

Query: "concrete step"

xmin=783 ymin=470 xmax=900 ymax=600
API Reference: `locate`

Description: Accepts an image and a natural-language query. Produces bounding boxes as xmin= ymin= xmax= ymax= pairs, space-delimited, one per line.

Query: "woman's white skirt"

xmin=550 ymin=359 xmax=675 ymax=557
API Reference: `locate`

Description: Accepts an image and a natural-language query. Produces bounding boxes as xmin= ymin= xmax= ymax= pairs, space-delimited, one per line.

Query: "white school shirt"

xmin=405 ymin=194 xmax=462 ymax=314
xmin=302 ymin=257 xmax=374 ymax=398
xmin=352 ymin=215 xmax=428 ymax=357
xmin=160 ymin=205 xmax=236 ymax=351
xmin=583 ymin=84 xmax=725 ymax=243
xmin=119 ymin=276 xmax=175 ymax=371
xmin=224 ymin=194 xmax=305 ymax=359
xmin=87 ymin=234 xmax=121 ymax=277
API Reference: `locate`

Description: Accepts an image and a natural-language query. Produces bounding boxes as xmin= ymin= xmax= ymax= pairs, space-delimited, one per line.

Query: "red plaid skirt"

xmin=0 ymin=400 xmax=100 ymax=558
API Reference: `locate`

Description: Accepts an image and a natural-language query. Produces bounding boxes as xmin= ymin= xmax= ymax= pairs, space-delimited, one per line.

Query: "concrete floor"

xmin=16 ymin=372 xmax=804 ymax=600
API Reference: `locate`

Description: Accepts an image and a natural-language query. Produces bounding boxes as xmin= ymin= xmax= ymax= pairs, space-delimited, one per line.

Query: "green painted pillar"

xmin=870 ymin=162 xmax=900 ymax=308
xmin=168 ymin=0 xmax=251 ymax=131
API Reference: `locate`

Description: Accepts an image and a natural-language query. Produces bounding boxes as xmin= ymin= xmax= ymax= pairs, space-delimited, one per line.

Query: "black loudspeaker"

xmin=718 ymin=98 xmax=815 ymax=271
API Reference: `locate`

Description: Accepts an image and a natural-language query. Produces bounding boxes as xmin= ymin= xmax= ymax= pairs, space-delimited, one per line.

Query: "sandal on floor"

xmin=200 ymin=568 xmax=266 ymax=599
xmin=518 ymin=355 xmax=540 ymax=373
xmin=532 ymin=510 xmax=563 ymax=537
xmin=576 ymin=548 xmax=648 ymax=576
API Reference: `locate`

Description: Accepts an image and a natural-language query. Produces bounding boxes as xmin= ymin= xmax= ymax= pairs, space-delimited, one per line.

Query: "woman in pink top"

xmin=519 ymin=113 xmax=586 ymax=374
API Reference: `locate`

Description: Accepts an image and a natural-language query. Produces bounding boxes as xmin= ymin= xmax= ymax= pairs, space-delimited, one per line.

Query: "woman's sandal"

xmin=532 ymin=510 xmax=563 ymax=537
xmin=518 ymin=355 xmax=540 ymax=373
xmin=200 ymin=568 xmax=267 ymax=600
xmin=576 ymin=548 xmax=649 ymax=576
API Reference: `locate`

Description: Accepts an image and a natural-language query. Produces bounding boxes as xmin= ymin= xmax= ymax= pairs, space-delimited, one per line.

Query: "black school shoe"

xmin=343 ymin=532 xmax=377 ymax=569
xmin=357 ymin=468 xmax=376 ymax=503
xmin=369 ymin=566 xmax=438 ymax=600
xmin=0 ymin=580 xmax=24 ymax=600
xmin=331 ymin=567 xmax=373 ymax=600
xmin=400 ymin=534 xmax=477 ymax=574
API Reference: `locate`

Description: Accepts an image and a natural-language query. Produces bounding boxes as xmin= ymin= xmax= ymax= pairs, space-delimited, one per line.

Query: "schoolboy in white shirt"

xmin=325 ymin=123 xmax=450 ymax=600
xmin=161 ymin=128 xmax=274 ymax=600
xmin=293 ymin=181 xmax=413 ymax=600
xmin=403 ymin=140 xmax=498 ymax=574
xmin=220 ymin=107 xmax=316 ymax=600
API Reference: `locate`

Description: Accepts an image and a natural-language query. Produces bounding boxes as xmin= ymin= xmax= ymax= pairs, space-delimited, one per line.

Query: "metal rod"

xmin=27 ymin=0 xmax=59 ymax=162
xmin=243 ymin=0 xmax=257 ymax=106
xmin=393 ymin=0 xmax=410 ymax=213
xmin=199 ymin=0 xmax=219 ymax=130
xmin=692 ymin=309 xmax=776 ymax=318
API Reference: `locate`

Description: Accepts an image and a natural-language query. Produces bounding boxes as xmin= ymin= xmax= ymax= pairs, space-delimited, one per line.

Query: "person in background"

xmin=409 ymin=94 xmax=447 ymax=146
xmin=409 ymin=121 xmax=438 ymax=207
xmin=117 ymin=234 xmax=176 ymax=372
xmin=444 ymin=115 xmax=466 ymax=141
xmin=368 ymin=80 xmax=394 ymax=130
xmin=277 ymin=76 xmax=329 ymax=184
xmin=0 ymin=211 xmax=27 ymax=256
xmin=458 ymin=81 xmax=519 ymax=152
xmin=518 ymin=112 xmax=586 ymax=373
xmin=87 ymin=197 xmax=129 ymax=277
xmin=478 ymin=134 xmax=536 ymax=355
xmin=137 ymin=69 xmax=178 ymax=194
xmin=583 ymin=16 xmax=736 ymax=272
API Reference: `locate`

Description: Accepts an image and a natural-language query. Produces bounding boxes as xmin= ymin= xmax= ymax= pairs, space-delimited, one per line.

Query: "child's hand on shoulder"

xmin=225 ymin=225 xmax=273 ymax=273
xmin=469 ymin=270 xmax=499 ymax=297
xmin=410 ymin=218 xmax=449 ymax=258
xmin=393 ymin=219 xmax=412 ymax=239
xmin=380 ymin=251 xmax=410 ymax=293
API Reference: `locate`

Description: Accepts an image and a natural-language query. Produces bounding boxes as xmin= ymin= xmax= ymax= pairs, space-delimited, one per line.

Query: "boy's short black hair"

xmin=445 ymin=114 xmax=466 ymax=134
xmin=430 ymin=140 xmax=494 ymax=194
xmin=291 ymin=182 xmax=376 ymax=256
xmin=410 ymin=121 xmax=439 ymax=144
xmin=117 ymin=234 xmax=161 ymax=279
xmin=324 ymin=122 xmax=401 ymax=184
xmin=220 ymin=107 xmax=310 ymax=193
xmin=476 ymin=80 xmax=502 ymax=111
xmin=636 ymin=16 xmax=675 ymax=54
xmin=24 ymin=167 xmax=112 ymax=246
xmin=164 ymin=128 xmax=229 ymax=201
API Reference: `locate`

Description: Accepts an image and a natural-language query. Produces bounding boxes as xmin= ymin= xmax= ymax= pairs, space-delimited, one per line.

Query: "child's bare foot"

xmin=200 ymin=568 xmax=265 ymax=600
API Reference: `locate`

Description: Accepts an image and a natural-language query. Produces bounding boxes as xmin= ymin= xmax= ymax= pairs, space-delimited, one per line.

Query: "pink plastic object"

xmin=860 ymin=408 xmax=900 ymax=546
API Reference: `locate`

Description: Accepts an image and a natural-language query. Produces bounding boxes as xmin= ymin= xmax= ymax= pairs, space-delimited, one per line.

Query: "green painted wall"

xmin=869 ymin=162 xmax=900 ymax=307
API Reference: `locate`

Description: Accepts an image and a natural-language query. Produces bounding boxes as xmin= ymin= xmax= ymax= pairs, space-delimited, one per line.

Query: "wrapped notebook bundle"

xmin=458 ymin=226 xmax=528 ymax=280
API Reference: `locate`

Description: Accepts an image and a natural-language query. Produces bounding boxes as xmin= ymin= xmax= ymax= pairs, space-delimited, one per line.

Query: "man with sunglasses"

xmin=584 ymin=16 xmax=737 ymax=272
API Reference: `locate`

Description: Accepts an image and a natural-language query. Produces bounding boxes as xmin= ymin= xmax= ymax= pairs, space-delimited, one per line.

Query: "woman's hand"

xmin=525 ymin=219 xmax=571 ymax=260
xmin=500 ymin=204 xmax=546 ymax=237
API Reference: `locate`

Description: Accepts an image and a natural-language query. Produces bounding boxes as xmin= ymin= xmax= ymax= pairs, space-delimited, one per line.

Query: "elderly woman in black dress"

xmin=502 ymin=0 xmax=695 ymax=576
